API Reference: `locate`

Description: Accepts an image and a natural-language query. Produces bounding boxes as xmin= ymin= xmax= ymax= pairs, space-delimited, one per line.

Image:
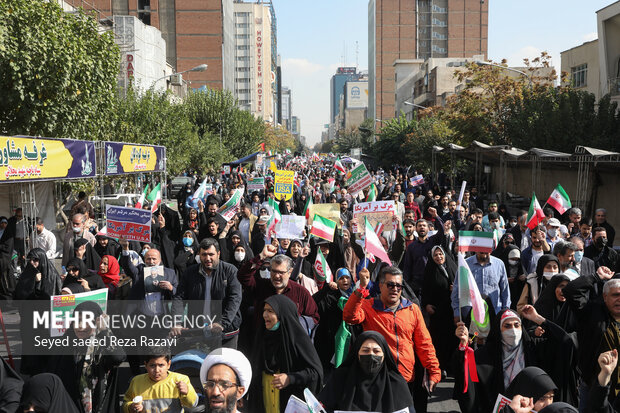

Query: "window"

xmin=571 ymin=64 xmax=587 ymax=88
xmin=432 ymin=31 xmax=446 ymax=40
xmin=432 ymin=45 xmax=446 ymax=54
xmin=432 ymin=4 xmax=446 ymax=13
xmin=236 ymin=45 xmax=250 ymax=50
xmin=432 ymin=18 xmax=446 ymax=27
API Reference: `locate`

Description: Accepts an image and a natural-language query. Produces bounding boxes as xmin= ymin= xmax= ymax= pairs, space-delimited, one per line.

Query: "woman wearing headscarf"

xmin=74 ymin=238 xmax=101 ymax=272
xmin=97 ymin=255 xmax=120 ymax=293
xmin=318 ymin=331 xmax=414 ymax=413
xmin=422 ymin=245 xmax=458 ymax=373
xmin=62 ymin=257 xmax=105 ymax=294
xmin=174 ymin=230 xmax=199 ymax=277
xmin=250 ymin=294 xmax=323 ymax=413
xmin=504 ymin=367 xmax=558 ymax=412
xmin=20 ymin=373 xmax=79 ymax=413
xmin=453 ymin=305 xmax=572 ymax=413
xmin=0 ymin=355 xmax=22 ymax=412
xmin=225 ymin=230 xmax=253 ymax=266
xmin=517 ymin=254 xmax=560 ymax=313
xmin=498 ymin=244 xmax=526 ymax=310
xmin=312 ymin=267 xmax=357 ymax=374
xmin=93 ymin=233 xmax=120 ymax=260
xmin=14 ymin=248 xmax=62 ymax=375
xmin=182 ymin=207 xmax=203 ymax=237
xmin=46 ymin=301 xmax=125 ymax=413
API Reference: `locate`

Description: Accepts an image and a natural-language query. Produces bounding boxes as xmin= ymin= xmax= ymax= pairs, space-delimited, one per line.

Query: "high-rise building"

xmin=291 ymin=116 xmax=300 ymax=140
xmin=233 ymin=1 xmax=275 ymax=121
xmin=368 ymin=0 xmax=488 ymax=124
xmin=280 ymin=87 xmax=292 ymax=130
xmin=65 ymin=0 xmax=235 ymax=91
xmin=330 ymin=67 xmax=362 ymax=123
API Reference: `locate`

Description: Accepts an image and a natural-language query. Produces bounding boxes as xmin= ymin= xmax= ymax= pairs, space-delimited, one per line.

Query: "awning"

xmin=227 ymin=151 xmax=261 ymax=166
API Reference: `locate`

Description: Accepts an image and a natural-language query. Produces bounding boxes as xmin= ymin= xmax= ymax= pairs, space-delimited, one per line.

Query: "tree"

xmin=263 ymin=123 xmax=296 ymax=153
xmin=112 ymin=89 xmax=200 ymax=174
xmin=334 ymin=119 xmax=375 ymax=154
xmin=0 ymin=0 xmax=120 ymax=140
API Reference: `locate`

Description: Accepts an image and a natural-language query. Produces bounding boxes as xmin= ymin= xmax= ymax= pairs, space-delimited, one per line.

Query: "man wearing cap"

xmin=62 ymin=212 xmax=96 ymax=267
xmin=546 ymin=218 xmax=562 ymax=251
xmin=200 ymin=348 xmax=251 ymax=413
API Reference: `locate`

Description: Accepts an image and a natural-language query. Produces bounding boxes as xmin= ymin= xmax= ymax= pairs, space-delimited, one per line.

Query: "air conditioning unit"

xmin=170 ymin=74 xmax=183 ymax=86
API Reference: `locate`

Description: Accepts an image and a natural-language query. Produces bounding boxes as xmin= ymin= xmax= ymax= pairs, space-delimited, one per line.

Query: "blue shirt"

xmin=451 ymin=254 xmax=511 ymax=317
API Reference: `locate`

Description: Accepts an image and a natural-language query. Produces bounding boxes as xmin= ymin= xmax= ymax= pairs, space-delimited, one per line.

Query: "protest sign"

xmin=247 ymin=177 xmax=265 ymax=193
xmin=284 ymin=395 xmax=308 ymax=413
xmin=276 ymin=215 xmax=306 ymax=240
xmin=143 ymin=265 xmax=165 ymax=315
xmin=106 ymin=205 xmax=152 ymax=242
xmin=223 ymin=165 xmax=231 ymax=175
xmin=345 ymin=162 xmax=373 ymax=195
xmin=218 ymin=188 xmax=243 ymax=221
xmin=50 ymin=289 xmax=108 ymax=337
xmin=492 ymin=394 xmax=513 ymax=413
xmin=351 ymin=201 xmax=396 ymax=233
xmin=308 ymin=203 xmax=340 ymax=228
xmin=274 ymin=169 xmax=295 ymax=200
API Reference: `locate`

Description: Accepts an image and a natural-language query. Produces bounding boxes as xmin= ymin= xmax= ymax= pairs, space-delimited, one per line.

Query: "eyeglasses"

xmin=384 ymin=281 xmax=403 ymax=291
xmin=537 ymin=393 xmax=554 ymax=403
xmin=270 ymin=269 xmax=290 ymax=276
xmin=203 ymin=380 xmax=239 ymax=392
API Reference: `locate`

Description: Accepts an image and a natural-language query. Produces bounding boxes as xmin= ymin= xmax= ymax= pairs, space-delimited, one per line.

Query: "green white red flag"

xmin=526 ymin=193 xmax=545 ymax=230
xmin=457 ymin=252 xmax=486 ymax=325
xmin=458 ymin=231 xmax=495 ymax=253
xmin=147 ymin=183 xmax=161 ymax=213
xmin=218 ymin=188 xmax=243 ymax=221
xmin=266 ymin=197 xmax=282 ymax=234
xmin=547 ymin=184 xmax=571 ymax=215
xmin=364 ymin=217 xmax=391 ymax=264
xmin=310 ymin=214 xmax=337 ymax=242
xmin=303 ymin=196 xmax=313 ymax=220
xmin=334 ymin=157 xmax=346 ymax=173
xmin=135 ymin=184 xmax=149 ymax=209
xmin=366 ymin=183 xmax=377 ymax=202
xmin=314 ymin=247 xmax=333 ymax=283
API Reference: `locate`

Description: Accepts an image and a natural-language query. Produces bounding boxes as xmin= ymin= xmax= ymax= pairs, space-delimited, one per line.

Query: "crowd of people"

xmin=0 ymin=153 xmax=617 ymax=413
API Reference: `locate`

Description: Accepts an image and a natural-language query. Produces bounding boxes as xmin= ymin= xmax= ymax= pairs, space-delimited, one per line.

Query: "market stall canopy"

xmin=227 ymin=151 xmax=261 ymax=166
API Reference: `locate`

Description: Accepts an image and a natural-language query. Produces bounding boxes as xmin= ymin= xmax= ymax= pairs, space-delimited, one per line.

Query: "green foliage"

xmin=112 ymin=89 xmax=199 ymax=174
xmin=334 ymin=118 xmax=375 ymax=154
xmin=185 ymin=89 xmax=266 ymax=161
xmin=0 ymin=0 xmax=120 ymax=140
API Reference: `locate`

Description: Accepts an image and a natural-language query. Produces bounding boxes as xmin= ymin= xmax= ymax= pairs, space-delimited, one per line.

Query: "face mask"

xmin=543 ymin=271 xmax=558 ymax=280
xmin=72 ymin=226 xmax=82 ymax=233
xmin=183 ymin=237 xmax=193 ymax=247
xmin=359 ymin=354 xmax=383 ymax=375
xmin=547 ymin=228 xmax=557 ymax=238
xmin=234 ymin=251 xmax=246 ymax=262
xmin=595 ymin=237 xmax=608 ymax=249
xmin=509 ymin=259 xmax=519 ymax=267
xmin=574 ymin=251 xmax=584 ymax=263
xmin=501 ymin=327 xmax=522 ymax=347
xmin=492 ymin=222 xmax=501 ymax=229
xmin=259 ymin=269 xmax=270 ymax=279
xmin=268 ymin=321 xmax=280 ymax=331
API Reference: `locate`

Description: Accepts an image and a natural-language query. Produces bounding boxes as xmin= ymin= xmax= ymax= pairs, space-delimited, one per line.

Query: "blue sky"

xmin=275 ymin=0 xmax=612 ymax=146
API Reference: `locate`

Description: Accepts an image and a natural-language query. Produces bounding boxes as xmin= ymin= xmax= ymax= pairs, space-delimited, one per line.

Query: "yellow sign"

xmin=118 ymin=145 xmax=158 ymax=173
xmin=308 ymin=203 xmax=341 ymax=228
xmin=274 ymin=169 xmax=295 ymax=201
xmin=0 ymin=136 xmax=96 ymax=181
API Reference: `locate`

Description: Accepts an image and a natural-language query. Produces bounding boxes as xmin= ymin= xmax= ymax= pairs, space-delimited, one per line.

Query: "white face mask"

xmin=234 ymin=251 xmax=246 ymax=262
xmin=543 ymin=271 xmax=558 ymax=280
xmin=492 ymin=221 xmax=501 ymax=229
xmin=259 ymin=269 xmax=270 ymax=279
xmin=547 ymin=228 xmax=557 ymax=238
xmin=72 ymin=226 xmax=82 ymax=233
xmin=508 ymin=259 xmax=519 ymax=267
xmin=502 ymin=327 xmax=522 ymax=347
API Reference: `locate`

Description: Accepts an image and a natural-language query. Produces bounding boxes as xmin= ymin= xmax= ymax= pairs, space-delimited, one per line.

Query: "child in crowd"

xmin=123 ymin=347 xmax=198 ymax=413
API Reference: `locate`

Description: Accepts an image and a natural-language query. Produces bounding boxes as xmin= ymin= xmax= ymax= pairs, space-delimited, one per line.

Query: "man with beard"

xmin=585 ymin=227 xmax=619 ymax=272
xmin=200 ymin=348 xmax=252 ymax=413
xmin=521 ymin=227 xmax=550 ymax=274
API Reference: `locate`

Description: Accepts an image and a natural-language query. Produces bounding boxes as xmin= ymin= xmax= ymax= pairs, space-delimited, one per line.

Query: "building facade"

xmin=368 ymin=0 xmax=488 ymax=125
xmin=233 ymin=1 xmax=275 ymax=121
xmin=65 ymin=0 xmax=235 ymax=91
xmin=330 ymin=67 xmax=363 ymax=123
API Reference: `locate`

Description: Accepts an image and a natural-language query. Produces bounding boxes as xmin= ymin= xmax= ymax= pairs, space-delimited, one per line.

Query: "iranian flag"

xmin=135 ymin=184 xmax=149 ymax=209
xmin=218 ymin=188 xmax=243 ymax=221
xmin=266 ymin=198 xmax=281 ymax=234
xmin=192 ymin=177 xmax=208 ymax=201
xmin=547 ymin=184 xmax=571 ymax=215
xmin=303 ymin=196 xmax=313 ymax=220
xmin=328 ymin=178 xmax=336 ymax=193
xmin=366 ymin=183 xmax=377 ymax=202
xmin=310 ymin=214 xmax=337 ymax=242
xmin=458 ymin=231 xmax=494 ymax=253
xmin=334 ymin=157 xmax=346 ymax=173
xmin=147 ymin=183 xmax=161 ymax=213
xmin=526 ymin=193 xmax=545 ymax=230
xmin=364 ymin=217 xmax=391 ymax=264
xmin=457 ymin=252 xmax=486 ymax=325
xmin=314 ymin=247 xmax=333 ymax=283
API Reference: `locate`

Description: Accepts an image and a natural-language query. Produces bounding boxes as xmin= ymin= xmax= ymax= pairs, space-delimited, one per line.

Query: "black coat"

xmin=171 ymin=261 xmax=242 ymax=335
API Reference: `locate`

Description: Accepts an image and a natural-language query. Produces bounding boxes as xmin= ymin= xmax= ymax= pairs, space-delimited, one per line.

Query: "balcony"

xmin=609 ymin=77 xmax=620 ymax=96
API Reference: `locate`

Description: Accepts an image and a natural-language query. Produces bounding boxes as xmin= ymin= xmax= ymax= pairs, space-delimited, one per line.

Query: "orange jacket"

xmin=343 ymin=293 xmax=441 ymax=383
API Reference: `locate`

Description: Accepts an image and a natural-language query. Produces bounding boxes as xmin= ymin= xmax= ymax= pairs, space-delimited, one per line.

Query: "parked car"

xmin=170 ymin=176 xmax=195 ymax=193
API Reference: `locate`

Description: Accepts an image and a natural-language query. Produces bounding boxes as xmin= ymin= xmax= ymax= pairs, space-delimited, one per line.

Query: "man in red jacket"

xmin=343 ymin=265 xmax=441 ymax=411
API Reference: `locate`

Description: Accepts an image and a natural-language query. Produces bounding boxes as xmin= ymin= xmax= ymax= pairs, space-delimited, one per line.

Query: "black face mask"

xmin=359 ymin=354 xmax=383 ymax=375
xmin=595 ymin=237 xmax=608 ymax=249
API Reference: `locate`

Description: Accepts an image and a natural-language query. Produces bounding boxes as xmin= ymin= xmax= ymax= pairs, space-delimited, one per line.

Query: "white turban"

xmin=200 ymin=348 xmax=252 ymax=397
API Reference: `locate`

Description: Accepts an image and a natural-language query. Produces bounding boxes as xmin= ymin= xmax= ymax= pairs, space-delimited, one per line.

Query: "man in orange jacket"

xmin=343 ymin=265 xmax=441 ymax=411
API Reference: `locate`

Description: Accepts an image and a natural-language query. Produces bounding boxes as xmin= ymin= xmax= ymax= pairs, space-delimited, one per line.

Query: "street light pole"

xmin=404 ymin=101 xmax=427 ymax=109
xmin=151 ymin=63 xmax=208 ymax=90
xmin=474 ymin=61 xmax=532 ymax=86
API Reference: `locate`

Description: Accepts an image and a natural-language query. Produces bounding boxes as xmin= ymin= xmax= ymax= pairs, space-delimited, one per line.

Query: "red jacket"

xmin=343 ymin=293 xmax=441 ymax=383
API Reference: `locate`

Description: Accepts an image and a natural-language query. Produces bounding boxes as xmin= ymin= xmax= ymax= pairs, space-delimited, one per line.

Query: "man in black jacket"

xmin=585 ymin=227 xmax=619 ymax=272
xmin=563 ymin=266 xmax=616 ymax=411
xmin=171 ymin=238 xmax=242 ymax=349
